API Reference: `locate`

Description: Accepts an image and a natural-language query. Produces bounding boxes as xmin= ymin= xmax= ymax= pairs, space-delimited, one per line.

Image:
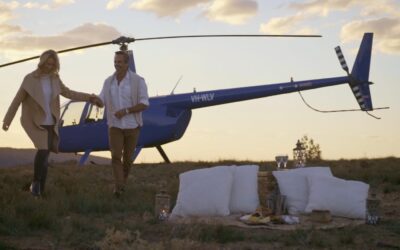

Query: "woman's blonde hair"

xmin=38 ymin=49 xmax=60 ymax=74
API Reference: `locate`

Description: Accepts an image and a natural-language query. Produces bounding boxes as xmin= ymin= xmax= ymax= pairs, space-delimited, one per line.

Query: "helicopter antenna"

xmin=170 ymin=75 xmax=183 ymax=95
xmin=297 ymin=91 xmax=389 ymax=119
xmin=0 ymin=34 xmax=321 ymax=68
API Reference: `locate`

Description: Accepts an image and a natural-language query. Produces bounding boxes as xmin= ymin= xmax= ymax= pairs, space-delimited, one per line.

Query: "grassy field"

xmin=0 ymin=158 xmax=399 ymax=249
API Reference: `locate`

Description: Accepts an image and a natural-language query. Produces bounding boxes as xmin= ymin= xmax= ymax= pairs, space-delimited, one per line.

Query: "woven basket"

xmin=311 ymin=209 xmax=332 ymax=223
xmin=257 ymin=171 xmax=278 ymax=216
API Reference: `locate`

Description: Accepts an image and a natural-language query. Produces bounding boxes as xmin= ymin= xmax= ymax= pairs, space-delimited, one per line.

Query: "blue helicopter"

xmin=1 ymin=33 xmax=383 ymax=165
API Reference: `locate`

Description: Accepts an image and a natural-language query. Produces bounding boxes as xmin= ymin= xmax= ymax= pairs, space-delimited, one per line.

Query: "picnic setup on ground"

xmin=154 ymin=141 xmax=380 ymax=230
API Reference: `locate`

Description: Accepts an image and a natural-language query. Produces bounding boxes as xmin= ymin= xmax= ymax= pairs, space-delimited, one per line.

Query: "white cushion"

xmin=229 ymin=165 xmax=260 ymax=214
xmin=171 ymin=166 xmax=234 ymax=217
xmin=305 ymin=175 xmax=369 ymax=219
xmin=272 ymin=167 xmax=333 ymax=215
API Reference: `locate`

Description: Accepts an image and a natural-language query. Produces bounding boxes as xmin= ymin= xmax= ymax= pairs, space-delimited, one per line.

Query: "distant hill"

xmin=0 ymin=147 xmax=110 ymax=168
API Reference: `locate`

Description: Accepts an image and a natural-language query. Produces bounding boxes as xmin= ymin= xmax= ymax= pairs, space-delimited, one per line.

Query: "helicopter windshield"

xmin=60 ymin=101 xmax=85 ymax=127
xmin=60 ymin=101 xmax=105 ymax=127
xmin=85 ymin=104 xmax=105 ymax=123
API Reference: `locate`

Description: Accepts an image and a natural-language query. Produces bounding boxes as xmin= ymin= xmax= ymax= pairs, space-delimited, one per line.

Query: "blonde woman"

xmin=2 ymin=49 xmax=103 ymax=197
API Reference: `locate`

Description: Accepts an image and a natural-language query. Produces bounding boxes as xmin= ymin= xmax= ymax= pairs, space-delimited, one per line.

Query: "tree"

xmin=300 ymin=135 xmax=322 ymax=161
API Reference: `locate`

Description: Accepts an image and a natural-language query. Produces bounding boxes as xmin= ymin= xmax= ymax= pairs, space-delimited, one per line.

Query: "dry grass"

xmin=0 ymin=158 xmax=399 ymax=249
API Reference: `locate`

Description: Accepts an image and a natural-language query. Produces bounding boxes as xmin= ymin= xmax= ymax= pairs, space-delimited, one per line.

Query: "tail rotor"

xmin=335 ymin=46 xmax=350 ymax=74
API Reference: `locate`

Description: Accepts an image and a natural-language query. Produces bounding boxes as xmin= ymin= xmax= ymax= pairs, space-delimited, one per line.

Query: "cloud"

xmin=289 ymin=0 xmax=355 ymax=16
xmin=106 ymin=0 xmax=124 ymax=10
xmin=0 ymin=1 xmax=24 ymax=38
xmin=0 ymin=8 xmax=13 ymax=23
xmin=131 ymin=0 xmax=209 ymax=17
xmin=289 ymin=0 xmax=400 ymax=18
xmin=360 ymin=1 xmax=400 ymax=17
xmin=0 ymin=2 xmax=104 ymax=62
xmin=17 ymin=0 xmax=74 ymax=10
xmin=131 ymin=0 xmax=257 ymax=24
xmin=53 ymin=0 xmax=74 ymax=5
xmin=0 ymin=23 xmax=121 ymax=53
xmin=0 ymin=1 xmax=19 ymax=9
xmin=0 ymin=24 xmax=22 ymax=34
xmin=205 ymin=0 xmax=257 ymax=25
xmin=341 ymin=18 xmax=400 ymax=54
xmin=259 ymin=0 xmax=400 ymax=54
xmin=22 ymin=2 xmax=46 ymax=9
xmin=259 ymin=13 xmax=307 ymax=34
xmin=259 ymin=0 xmax=356 ymax=34
xmin=52 ymin=0 xmax=75 ymax=8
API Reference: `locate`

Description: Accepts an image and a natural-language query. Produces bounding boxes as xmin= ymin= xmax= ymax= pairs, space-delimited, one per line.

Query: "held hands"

xmin=89 ymin=94 xmax=104 ymax=108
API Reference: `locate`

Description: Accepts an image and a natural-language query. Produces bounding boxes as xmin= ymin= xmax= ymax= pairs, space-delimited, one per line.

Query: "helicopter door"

xmin=59 ymin=101 xmax=109 ymax=153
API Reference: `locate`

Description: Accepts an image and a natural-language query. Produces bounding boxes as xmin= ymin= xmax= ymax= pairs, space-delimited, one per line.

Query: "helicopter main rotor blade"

xmin=134 ymin=34 xmax=322 ymax=41
xmin=57 ymin=41 xmax=113 ymax=54
xmin=0 ymin=41 xmax=113 ymax=68
xmin=0 ymin=34 xmax=321 ymax=68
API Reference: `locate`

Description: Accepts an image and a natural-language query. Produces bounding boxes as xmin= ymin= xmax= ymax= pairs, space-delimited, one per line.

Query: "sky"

xmin=0 ymin=0 xmax=399 ymax=163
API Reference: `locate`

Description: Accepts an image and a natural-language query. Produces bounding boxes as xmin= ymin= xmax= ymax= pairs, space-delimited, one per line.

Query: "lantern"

xmin=293 ymin=140 xmax=306 ymax=168
xmin=366 ymin=193 xmax=380 ymax=225
xmin=155 ymin=190 xmax=170 ymax=221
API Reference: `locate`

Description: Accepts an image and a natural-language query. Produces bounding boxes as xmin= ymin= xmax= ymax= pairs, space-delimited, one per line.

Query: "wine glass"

xmin=282 ymin=155 xmax=288 ymax=168
xmin=275 ymin=155 xmax=282 ymax=169
xmin=275 ymin=154 xmax=288 ymax=170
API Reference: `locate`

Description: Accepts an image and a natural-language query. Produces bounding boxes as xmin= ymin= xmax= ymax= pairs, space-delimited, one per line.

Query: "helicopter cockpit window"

xmin=85 ymin=104 xmax=105 ymax=123
xmin=60 ymin=101 xmax=86 ymax=127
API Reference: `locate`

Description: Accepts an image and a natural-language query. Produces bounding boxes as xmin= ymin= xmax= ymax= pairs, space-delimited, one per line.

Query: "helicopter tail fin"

xmin=335 ymin=32 xmax=373 ymax=111
xmin=350 ymin=32 xmax=373 ymax=111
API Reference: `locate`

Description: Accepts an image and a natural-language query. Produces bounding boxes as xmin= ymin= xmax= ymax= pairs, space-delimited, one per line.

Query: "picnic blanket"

xmin=168 ymin=214 xmax=364 ymax=230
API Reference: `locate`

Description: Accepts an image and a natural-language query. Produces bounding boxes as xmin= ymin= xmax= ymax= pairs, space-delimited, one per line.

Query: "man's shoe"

xmin=30 ymin=181 xmax=41 ymax=197
xmin=113 ymin=187 xmax=125 ymax=198
xmin=113 ymin=189 xmax=121 ymax=198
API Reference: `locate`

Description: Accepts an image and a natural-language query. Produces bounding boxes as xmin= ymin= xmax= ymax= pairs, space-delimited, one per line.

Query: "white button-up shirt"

xmin=100 ymin=73 xmax=149 ymax=129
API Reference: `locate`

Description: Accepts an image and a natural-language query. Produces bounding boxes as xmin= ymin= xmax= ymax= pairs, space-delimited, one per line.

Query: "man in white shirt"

xmin=99 ymin=51 xmax=149 ymax=197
